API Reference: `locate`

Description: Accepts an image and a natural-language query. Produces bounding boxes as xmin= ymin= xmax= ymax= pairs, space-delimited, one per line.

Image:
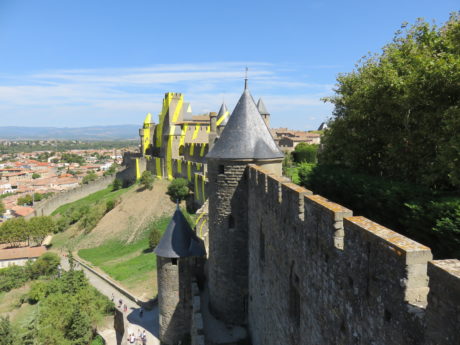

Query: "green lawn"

xmin=51 ymin=184 xmax=133 ymax=216
xmin=78 ymin=215 xmax=172 ymax=294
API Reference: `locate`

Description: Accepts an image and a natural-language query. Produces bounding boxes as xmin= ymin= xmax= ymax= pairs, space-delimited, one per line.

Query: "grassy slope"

xmin=51 ymin=184 xmax=132 ymax=216
xmin=50 ymin=180 xmax=195 ymax=299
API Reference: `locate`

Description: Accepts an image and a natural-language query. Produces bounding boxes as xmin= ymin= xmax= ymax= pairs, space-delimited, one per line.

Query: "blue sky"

xmin=0 ymin=0 xmax=457 ymax=131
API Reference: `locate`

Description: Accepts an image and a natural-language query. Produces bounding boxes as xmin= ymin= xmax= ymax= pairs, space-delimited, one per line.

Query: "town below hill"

xmin=0 ymin=125 xmax=140 ymax=140
xmin=0 ymin=145 xmax=133 ymax=220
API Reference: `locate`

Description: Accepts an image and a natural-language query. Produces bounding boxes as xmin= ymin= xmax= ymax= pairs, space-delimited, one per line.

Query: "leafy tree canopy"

xmin=167 ymin=178 xmax=189 ymax=203
xmin=139 ymin=170 xmax=155 ymax=190
xmin=321 ymin=13 xmax=460 ymax=191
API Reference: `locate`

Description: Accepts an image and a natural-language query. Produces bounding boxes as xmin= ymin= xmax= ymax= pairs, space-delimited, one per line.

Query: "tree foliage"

xmin=17 ymin=194 xmax=33 ymax=206
xmin=139 ymin=170 xmax=155 ymax=190
xmin=321 ymin=14 xmax=460 ymax=191
xmin=167 ymin=178 xmax=189 ymax=202
xmin=292 ymin=143 xmax=319 ymax=163
xmin=82 ymin=171 xmax=98 ymax=184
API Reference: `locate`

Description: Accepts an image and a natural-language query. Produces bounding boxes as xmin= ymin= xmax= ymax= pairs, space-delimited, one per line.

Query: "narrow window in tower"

xmin=171 ymin=258 xmax=178 ymax=265
xmin=228 ymin=214 xmax=235 ymax=229
xmin=218 ymin=165 xmax=225 ymax=174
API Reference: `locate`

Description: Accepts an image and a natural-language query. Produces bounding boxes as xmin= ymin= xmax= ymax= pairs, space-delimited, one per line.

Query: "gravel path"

xmin=61 ymin=257 xmax=160 ymax=345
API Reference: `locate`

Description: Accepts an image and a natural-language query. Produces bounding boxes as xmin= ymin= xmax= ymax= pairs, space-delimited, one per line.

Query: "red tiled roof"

xmin=0 ymin=246 xmax=47 ymax=260
xmin=11 ymin=206 xmax=35 ymax=217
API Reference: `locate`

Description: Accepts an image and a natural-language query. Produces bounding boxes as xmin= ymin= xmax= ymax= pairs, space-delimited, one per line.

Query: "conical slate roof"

xmin=206 ymin=87 xmax=283 ymax=160
xmin=257 ymin=98 xmax=269 ymax=116
xmin=216 ymin=102 xmax=230 ymax=126
xmin=154 ymin=206 xmax=206 ymax=258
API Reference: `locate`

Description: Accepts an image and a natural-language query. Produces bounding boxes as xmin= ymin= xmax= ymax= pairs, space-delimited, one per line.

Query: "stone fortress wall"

xmin=29 ymin=166 xmax=136 ymax=218
xmin=244 ymin=164 xmax=459 ymax=345
xmin=132 ymin=91 xmax=459 ymax=345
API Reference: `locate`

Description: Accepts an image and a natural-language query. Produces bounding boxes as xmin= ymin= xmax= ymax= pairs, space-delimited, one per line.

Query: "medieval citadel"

xmin=125 ymin=81 xmax=460 ymax=345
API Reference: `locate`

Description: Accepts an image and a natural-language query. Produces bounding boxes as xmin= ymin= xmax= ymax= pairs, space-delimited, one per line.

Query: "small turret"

xmin=216 ymin=102 xmax=230 ymax=133
xmin=154 ymin=206 xmax=206 ymax=345
xmin=257 ymin=98 xmax=270 ymax=128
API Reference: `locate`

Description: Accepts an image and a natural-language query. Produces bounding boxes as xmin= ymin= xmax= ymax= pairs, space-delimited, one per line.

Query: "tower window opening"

xmin=228 ymin=214 xmax=235 ymax=229
xmin=218 ymin=165 xmax=225 ymax=174
xmin=171 ymin=258 xmax=178 ymax=265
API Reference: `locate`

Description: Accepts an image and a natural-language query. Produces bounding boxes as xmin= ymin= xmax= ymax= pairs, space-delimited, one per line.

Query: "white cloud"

xmin=0 ymin=62 xmax=334 ymax=129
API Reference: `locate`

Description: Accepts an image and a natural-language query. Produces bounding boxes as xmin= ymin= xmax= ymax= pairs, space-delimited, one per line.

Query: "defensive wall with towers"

xmin=124 ymin=83 xmax=460 ymax=345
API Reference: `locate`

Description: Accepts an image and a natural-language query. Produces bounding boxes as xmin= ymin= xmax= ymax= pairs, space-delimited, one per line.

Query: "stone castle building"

xmin=130 ymin=82 xmax=460 ymax=345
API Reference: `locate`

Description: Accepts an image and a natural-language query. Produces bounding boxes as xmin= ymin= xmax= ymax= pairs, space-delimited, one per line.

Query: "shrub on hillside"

xmin=167 ymin=178 xmax=189 ymax=203
xmin=105 ymin=199 xmax=116 ymax=213
xmin=149 ymin=226 xmax=162 ymax=250
xmin=112 ymin=178 xmax=122 ymax=191
xmin=139 ymin=171 xmax=155 ymax=190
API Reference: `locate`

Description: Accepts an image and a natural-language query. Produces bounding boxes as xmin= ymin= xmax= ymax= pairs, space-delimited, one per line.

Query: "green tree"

xmin=0 ymin=217 xmax=28 ymax=247
xmin=31 ymin=172 xmax=41 ymax=179
xmin=112 ymin=178 xmax=122 ymax=191
xmin=103 ymin=163 xmax=118 ymax=176
xmin=17 ymin=194 xmax=33 ymax=206
xmin=149 ymin=225 xmax=162 ymax=250
xmin=292 ymin=143 xmax=319 ymax=163
xmin=28 ymin=216 xmax=56 ymax=245
xmin=139 ymin=170 xmax=155 ymax=190
xmin=321 ymin=14 xmax=460 ymax=191
xmin=65 ymin=308 xmax=92 ymax=345
xmin=29 ymin=252 xmax=60 ymax=279
xmin=0 ymin=316 xmax=17 ymax=345
xmin=167 ymin=178 xmax=190 ymax=202
xmin=82 ymin=171 xmax=97 ymax=184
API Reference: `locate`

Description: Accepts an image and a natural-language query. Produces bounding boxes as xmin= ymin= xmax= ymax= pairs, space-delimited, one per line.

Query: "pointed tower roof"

xmin=154 ymin=206 xmax=206 ymax=258
xmin=206 ymin=86 xmax=283 ymax=160
xmin=257 ymin=98 xmax=270 ymax=116
xmin=216 ymin=102 xmax=230 ymax=126
xmin=143 ymin=113 xmax=152 ymax=127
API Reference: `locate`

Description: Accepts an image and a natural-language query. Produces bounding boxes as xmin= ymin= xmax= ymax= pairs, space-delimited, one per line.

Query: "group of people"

xmin=127 ymin=329 xmax=147 ymax=344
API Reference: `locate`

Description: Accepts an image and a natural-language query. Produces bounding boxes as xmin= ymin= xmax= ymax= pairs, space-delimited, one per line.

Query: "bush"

xmin=79 ymin=206 xmax=105 ymax=234
xmin=112 ymin=178 xmax=122 ymax=191
xmin=149 ymin=225 xmax=162 ymax=250
xmin=90 ymin=335 xmax=105 ymax=345
xmin=139 ymin=171 xmax=154 ymax=190
xmin=105 ymin=199 xmax=116 ymax=213
xmin=17 ymin=194 xmax=33 ymax=206
xmin=0 ymin=265 xmax=29 ymax=292
xmin=292 ymin=143 xmax=318 ymax=163
xmin=167 ymin=178 xmax=189 ymax=202
xmin=82 ymin=171 xmax=97 ymax=184
xmin=28 ymin=252 xmax=60 ymax=279
xmin=32 ymin=173 xmax=41 ymax=179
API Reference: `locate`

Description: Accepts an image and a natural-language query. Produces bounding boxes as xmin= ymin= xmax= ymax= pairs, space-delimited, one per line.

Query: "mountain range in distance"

xmin=0 ymin=125 xmax=140 ymax=140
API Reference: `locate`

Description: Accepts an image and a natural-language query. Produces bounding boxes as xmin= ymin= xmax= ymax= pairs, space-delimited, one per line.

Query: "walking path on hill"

xmin=61 ymin=256 xmax=160 ymax=345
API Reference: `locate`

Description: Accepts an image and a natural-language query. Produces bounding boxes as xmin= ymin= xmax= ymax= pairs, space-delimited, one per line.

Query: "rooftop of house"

xmin=0 ymin=246 xmax=47 ymax=261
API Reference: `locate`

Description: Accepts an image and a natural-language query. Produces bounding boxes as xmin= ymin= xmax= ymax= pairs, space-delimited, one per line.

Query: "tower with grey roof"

xmin=154 ymin=206 xmax=206 ymax=345
xmin=257 ymin=98 xmax=271 ymax=128
xmin=205 ymin=81 xmax=284 ymax=325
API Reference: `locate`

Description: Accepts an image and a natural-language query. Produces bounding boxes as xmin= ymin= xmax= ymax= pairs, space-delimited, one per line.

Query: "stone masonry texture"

xmin=207 ymin=160 xmax=249 ymax=325
xmin=157 ymin=256 xmax=193 ymax=345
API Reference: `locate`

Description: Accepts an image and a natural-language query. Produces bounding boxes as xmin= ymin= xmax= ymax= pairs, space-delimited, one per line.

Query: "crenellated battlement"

xmin=246 ymin=164 xmax=460 ymax=345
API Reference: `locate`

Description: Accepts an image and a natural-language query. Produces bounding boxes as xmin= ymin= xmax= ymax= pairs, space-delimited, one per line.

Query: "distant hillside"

xmin=0 ymin=125 xmax=139 ymax=140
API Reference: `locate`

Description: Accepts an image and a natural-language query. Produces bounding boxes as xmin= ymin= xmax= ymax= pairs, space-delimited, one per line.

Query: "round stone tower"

xmin=205 ymin=81 xmax=284 ymax=325
xmin=154 ymin=206 xmax=206 ymax=345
